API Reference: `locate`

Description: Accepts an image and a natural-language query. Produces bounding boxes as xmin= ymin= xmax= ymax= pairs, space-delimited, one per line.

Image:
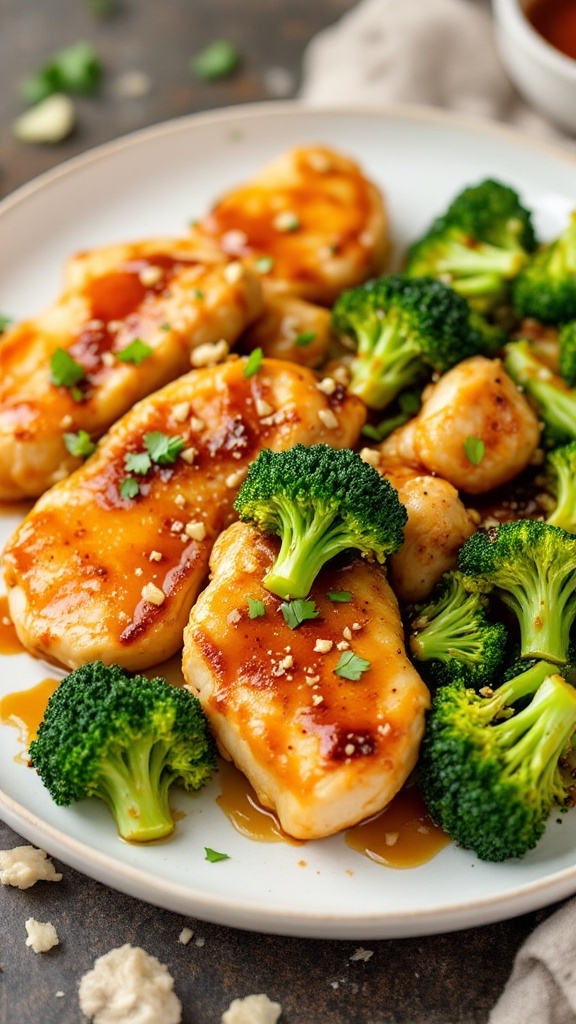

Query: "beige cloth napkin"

xmin=299 ymin=0 xmax=565 ymax=140
xmin=300 ymin=2 xmax=576 ymax=1022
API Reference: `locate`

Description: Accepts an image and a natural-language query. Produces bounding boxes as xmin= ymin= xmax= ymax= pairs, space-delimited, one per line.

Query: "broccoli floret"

xmin=233 ymin=444 xmax=407 ymax=600
xmin=29 ymin=661 xmax=216 ymax=842
xmin=559 ymin=320 xmax=576 ymax=386
xmin=408 ymin=571 xmax=508 ymax=688
xmin=331 ymin=274 xmax=482 ymax=410
xmin=419 ymin=660 xmax=576 ymax=861
xmin=544 ymin=442 xmax=576 ymax=533
xmin=513 ymin=212 xmax=576 ymax=325
xmin=504 ymin=338 xmax=576 ymax=446
xmin=458 ymin=519 xmax=576 ymax=666
xmin=406 ymin=179 xmax=537 ymax=316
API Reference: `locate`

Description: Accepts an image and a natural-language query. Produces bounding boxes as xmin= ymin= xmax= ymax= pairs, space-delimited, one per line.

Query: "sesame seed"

xmin=190 ymin=416 xmax=205 ymax=432
xmin=60 ymin=414 xmax=73 ymax=429
xmin=305 ymin=675 xmax=320 ymax=685
xmin=190 ymin=339 xmax=229 ymax=367
xmin=360 ymin=448 xmax=380 ymax=467
xmin=344 ymin=743 xmax=355 ymax=756
xmin=224 ymin=261 xmax=245 ymax=284
xmin=185 ymin=521 xmax=206 ymax=541
xmin=172 ymin=402 xmax=190 ymax=422
xmin=273 ymin=210 xmax=300 ymax=232
xmin=255 ymin=397 xmax=274 ymax=418
xmin=180 ymin=446 xmax=198 ymax=465
xmin=139 ymin=265 xmax=164 ymax=287
xmin=141 ymin=582 xmax=165 ymax=606
xmin=316 ymin=377 xmax=337 ymax=396
xmin=318 ymin=408 xmax=339 ymax=430
xmin=352 ymin=622 xmax=362 ymax=631
xmin=174 ymin=493 xmax=186 ymax=508
xmin=178 ymin=928 xmax=194 ymax=945
xmin=342 ymin=626 xmax=352 ymax=641
xmin=225 ymin=467 xmax=248 ymax=489
xmin=314 ymin=638 xmax=333 ymax=653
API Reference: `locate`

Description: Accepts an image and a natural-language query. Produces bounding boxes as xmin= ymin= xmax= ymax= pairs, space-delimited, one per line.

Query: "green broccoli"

xmin=233 ymin=444 xmax=407 ymax=600
xmin=559 ymin=320 xmax=576 ymax=386
xmin=544 ymin=442 xmax=576 ymax=533
xmin=408 ymin=571 xmax=508 ymax=688
xmin=331 ymin=274 xmax=482 ymax=410
xmin=504 ymin=338 xmax=576 ymax=446
xmin=419 ymin=660 xmax=576 ymax=861
xmin=29 ymin=661 xmax=216 ymax=842
xmin=512 ymin=211 xmax=576 ymax=325
xmin=405 ymin=179 xmax=537 ymax=317
xmin=458 ymin=519 xmax=576 ymax=666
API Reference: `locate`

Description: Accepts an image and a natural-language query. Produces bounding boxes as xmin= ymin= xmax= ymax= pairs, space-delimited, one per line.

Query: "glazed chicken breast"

xmin=190 ymin=145 xmax=390 ymax=306
xmin=182 ymin=521 xmax=430 ymax=841
xmin=0 ymin=238 xmax=262 ymax=500
xmin=2 ymin=358 xmax=365 ymax=671
xmin=379 ymin=356 xmax=542 ymax=494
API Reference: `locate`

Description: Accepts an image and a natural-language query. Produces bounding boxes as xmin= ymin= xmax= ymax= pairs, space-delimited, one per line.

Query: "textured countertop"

xmin=0 ymin=1 xmax=570 ymax=1022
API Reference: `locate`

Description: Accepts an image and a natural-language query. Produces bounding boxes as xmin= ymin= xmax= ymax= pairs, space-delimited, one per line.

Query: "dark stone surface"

xmin=0 ymin=818 xmax=567 ymax=1024
xmin=0 ymin=1 xmax=569 ymax=1021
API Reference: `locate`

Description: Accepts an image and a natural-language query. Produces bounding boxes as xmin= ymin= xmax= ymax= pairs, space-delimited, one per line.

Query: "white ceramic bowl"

xmin=492 ymin=0 xmax=576 ymax=134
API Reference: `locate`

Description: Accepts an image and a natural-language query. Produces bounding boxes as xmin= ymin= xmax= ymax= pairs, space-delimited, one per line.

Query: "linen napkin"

xmin=299 ymin=0 xmax=564 ymax=140
xmin=300 ymin=2 xmax=576 ymax=1022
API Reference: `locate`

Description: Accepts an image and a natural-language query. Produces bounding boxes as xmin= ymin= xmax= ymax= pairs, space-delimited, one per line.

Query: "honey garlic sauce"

xmin=0 ymin=676 xmax=60 ymax=762
xmin=526 ymin=0 xmax=576 ymax=59
xmin=2 ymin=358 xmax=365 ymax=671
xmin=345 ymin=785 xmax=451 ymax=868
xmin=216 ymin=758 xmax=302 ymax=845
xmin=0 ymin=594 xmax=24 ymax=655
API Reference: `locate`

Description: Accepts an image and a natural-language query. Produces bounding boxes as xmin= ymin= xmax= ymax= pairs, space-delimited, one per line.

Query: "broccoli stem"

xmin=504 ymin=342 xmax=576 ymax=443
xmin=433 ymin=241 xmax=525 ymax=283
xmin=92 ymin=740 xmax=176 ymax=842
xmin=495 ymin=561 xmax=576 ymax=664
xmin=263 ymin=507 xmax=358 ymax=599
xmin=493 ymin=674 xmax=576 ymax=801
xmin=350 ymin=316 xmax=422 ymax=409
xmin=410 ymin=590 xmax=488 ymax=666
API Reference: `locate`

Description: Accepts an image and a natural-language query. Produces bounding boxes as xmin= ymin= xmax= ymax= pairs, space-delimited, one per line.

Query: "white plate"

xmin=2 ymin=102 xmax=576 ymax=941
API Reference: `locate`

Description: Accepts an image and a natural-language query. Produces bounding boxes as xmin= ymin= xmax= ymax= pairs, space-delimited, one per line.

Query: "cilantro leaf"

xmin=119 ymin=476 xmax=139 ymax=500
xmin=143 ymin=431 xmax=185 ymax=465
xmin=247 ymin=598 xmax=266 ymax=619
xmin=254 ymin=256 xmax=274 ymax=274
xmin=0 ymin=315 xmax=12 ymax=334
xmin=115 ymin=338 xmax=153 ymax=365
xmin=295 ymin=330 xmax=316 ymax=347
xmin=280 ymin=599 xmax=319 ymax=630
xmin=327 ymin=591 xmax=353 ymax=603
xmin=63 ymin=430 xmax=96 ymax=458
xmin=334 ymin=650 xmax=371 ymax=680
xmin=21 ymin=42 xmax=102 ymax=104
xmin=463 ymin=436 xmax=485 ymax=466
xmin=190 ymin=40 xmax=240 ymax=81
xmin=204 ymin=847 xmax=230 ymax=863
xmin=243 ymin=347 xmax=263 ymax=378
xmin=50 ymin=348 xmax=86 ymax=389
xmin=124 ymin=451 xmax=152 ymax=475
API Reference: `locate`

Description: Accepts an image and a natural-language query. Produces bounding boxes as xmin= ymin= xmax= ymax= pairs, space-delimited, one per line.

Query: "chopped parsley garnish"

xmin=21 ymin=42 xmax=102 ymax=105
xmin=161 ymin=322 xmax=172 ymax=331
xmin=63 ymin=430 xmax=96 ymax=459
xmin=243 ymin=347 xmax=263 ymax=378
xmin=279 ymin=598 xmax=319 ymax=630
xmin=334 ymin=650 xmax=371 ymax=680
xmin=193 ymin=289 xmax=205 ymax=300
xmin=190 ymin=40 xmax=240 ymax=81
xmin=0 ymin=315 xmax=12 ymax=333
xmin=204 ymin=847 xmax=230 ymax=863
xmin=143 ymin=431 xmax=185 ymax=465
xmin=119 ymin=476 xmax=139 ymax=500
xmin=295 ymin=330 xmax=316 ymax=347
xmin=124 ymin=451 xmax=152 ymax=475
xmin=254 ymin=256 xmax=274 ymax=274
xmin=247 ymin=598 xmax=266 ymax=619
xmin=115 ymin=337 xmax=152 ymax=365
xmin=50 ymin=348 xmax=87 ymax=397
xmin=327 ymin=591 xmax=353 ymax=603
xmin=463 ymin=435 xmax=485 ymax=466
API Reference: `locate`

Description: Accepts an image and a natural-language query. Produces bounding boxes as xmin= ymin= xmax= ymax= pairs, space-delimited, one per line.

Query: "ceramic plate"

xmin=2 ymin=103 xmax=576 ymax=940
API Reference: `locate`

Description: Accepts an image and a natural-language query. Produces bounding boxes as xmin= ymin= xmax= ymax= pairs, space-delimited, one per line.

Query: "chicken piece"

xmin=2 ymin=358 xmax=365 ymax=672
xmin=190 ymin=145 xmax=390 ymax=305
xmin=379 ymin=356 xmax=541 ymax=494
xmin=0 ymin=238 xmax=262 ymax=500
xmin=240 ymin=293 xmax=334 ymax=369
xmin=380 ymin=459 xmax=478 ymax=603
xmin=182 ymin=521 xmax=429 ymax=840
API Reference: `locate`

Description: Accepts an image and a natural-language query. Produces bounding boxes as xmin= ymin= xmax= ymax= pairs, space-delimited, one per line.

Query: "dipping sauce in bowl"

xmin=526 ymin=0 xmax=576 ymax=60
